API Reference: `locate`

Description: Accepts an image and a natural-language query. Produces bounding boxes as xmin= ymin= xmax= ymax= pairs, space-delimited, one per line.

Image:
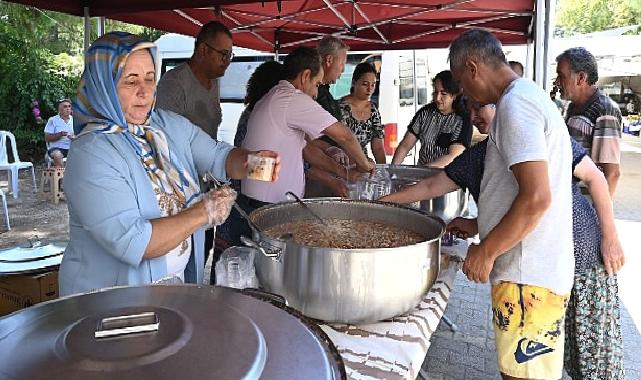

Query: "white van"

xmin=155 ymin=34 xmax=456 ymax=163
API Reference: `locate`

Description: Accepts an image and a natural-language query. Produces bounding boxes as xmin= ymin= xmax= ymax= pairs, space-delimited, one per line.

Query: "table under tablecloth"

xmin=320 ymin=253 xmax=464 ymax=380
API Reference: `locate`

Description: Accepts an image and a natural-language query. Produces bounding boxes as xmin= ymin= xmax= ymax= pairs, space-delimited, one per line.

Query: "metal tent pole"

xmin=526 ymin=40 xmax=534 ymax=79
xmin=542 ymin=0 xmax=557 ymax=92
xmin=97 ymin=17 xmax=106 ymax=37
xmin=83 ymin=7 xmax=91 ymax=53
xmin=533 ymin=0 xmax=546 ymax=87
xmin=274 ymin=28 xmax=280 ymax=61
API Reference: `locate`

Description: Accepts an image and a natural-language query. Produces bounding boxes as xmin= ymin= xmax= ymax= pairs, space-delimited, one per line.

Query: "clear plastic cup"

xmin=247 ymin=153 xmax=276 ymax=181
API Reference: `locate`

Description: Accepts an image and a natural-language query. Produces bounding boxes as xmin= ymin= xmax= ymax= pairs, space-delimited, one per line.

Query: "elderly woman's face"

xmin=117 ymin=50 xmax=156 ymax=125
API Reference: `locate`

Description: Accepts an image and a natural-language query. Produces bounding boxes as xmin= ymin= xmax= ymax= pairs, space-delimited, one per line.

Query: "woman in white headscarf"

xmin=59 ymin=32 xmax=280 ymax=295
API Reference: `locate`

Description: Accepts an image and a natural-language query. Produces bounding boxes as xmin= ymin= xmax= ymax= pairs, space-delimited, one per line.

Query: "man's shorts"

xmin=491 ymin=281 xmax=569 ymax=379
xmin=47 ymin=148 xmax=69 ymax=158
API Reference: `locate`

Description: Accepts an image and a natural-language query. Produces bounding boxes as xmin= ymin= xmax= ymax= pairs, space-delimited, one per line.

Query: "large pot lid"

xmin=0 ymin=240 xmax=66 ymax=276
xmin=0 ymin=285 xmax=344 ymax=380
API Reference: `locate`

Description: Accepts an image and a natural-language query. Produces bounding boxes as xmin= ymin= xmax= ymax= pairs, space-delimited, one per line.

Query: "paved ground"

xmin=424 ymin=133 xmax=641 ymax=380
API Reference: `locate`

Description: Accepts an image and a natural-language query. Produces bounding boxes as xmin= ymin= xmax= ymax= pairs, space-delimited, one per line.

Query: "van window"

xmin=416 ymin=57 xmax=429 ymax=106
xmin=220 ymin=56 xmax=275 ymax=103
xmin=399 ymin=57 xmax=414 ymax=106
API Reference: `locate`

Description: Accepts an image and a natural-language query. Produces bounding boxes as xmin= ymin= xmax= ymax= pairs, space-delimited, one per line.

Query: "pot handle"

xmin=240 ymin=236 xmax=282 ymax=261
xmin=94 ymin=311 xmax=159 ymax=339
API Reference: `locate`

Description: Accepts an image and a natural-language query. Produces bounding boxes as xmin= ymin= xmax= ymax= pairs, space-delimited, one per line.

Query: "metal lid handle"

xmin=95 ymin=311 xmax=159 ymax=339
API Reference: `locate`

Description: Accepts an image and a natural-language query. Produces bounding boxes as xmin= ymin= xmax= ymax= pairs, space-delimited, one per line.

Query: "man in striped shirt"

xmin=555 ymin=47 xmax=622 ymax=195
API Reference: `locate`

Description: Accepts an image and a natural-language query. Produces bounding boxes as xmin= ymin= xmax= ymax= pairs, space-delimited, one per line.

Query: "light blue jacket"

xmin=59 ymin=109 xmax=233 ymax=296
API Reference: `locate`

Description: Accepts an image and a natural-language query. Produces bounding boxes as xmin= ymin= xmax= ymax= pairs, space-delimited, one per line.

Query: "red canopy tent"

xmin=10 ymin=0 xmax=535 ymax=52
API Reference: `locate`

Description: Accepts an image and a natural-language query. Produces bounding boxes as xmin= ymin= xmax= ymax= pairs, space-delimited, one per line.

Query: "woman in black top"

xmin=391 ymin=70 xmax=471 ymax=167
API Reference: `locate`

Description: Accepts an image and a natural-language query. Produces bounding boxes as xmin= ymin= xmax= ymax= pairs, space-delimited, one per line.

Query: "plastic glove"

xmin=202 ymin=185 xmax=237 ymax=228
xmin=325 ymin=146 xmax=355 ymax=169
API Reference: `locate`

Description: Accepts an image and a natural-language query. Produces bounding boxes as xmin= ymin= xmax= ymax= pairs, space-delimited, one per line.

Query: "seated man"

xmin=44 ymin=99 xmax=73 ymax=168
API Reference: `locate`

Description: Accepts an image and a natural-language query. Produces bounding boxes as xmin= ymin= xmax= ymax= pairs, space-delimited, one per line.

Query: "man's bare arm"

xmin=599 ymin=163 xmax=620 ymax=196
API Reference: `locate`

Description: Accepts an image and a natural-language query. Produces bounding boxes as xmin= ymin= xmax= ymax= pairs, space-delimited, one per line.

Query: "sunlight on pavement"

xmin=615 ymin=218 xmax=641 ymax=333
xmin=621 ymin=134 xmax=641 ymax=153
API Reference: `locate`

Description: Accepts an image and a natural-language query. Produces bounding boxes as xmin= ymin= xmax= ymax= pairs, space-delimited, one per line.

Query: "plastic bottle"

xmin=226 ymin=257 xmax=242 ymax=289
xmin=358 ymin=167 xmax=392 ymax=200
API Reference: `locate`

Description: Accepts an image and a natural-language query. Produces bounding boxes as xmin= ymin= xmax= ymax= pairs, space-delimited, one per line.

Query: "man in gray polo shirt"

xmin=156 ymin=21 xmax=232 ymax=139
xmin=449 ymin=30 xmax=574 ymax=380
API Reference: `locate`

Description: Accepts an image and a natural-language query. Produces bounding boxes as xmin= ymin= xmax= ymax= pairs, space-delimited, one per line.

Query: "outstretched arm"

xmin=371 ymin=138 xmax=387 ymax=164
xmin=379 ymin=171 xmax=459 ymax=204
xmin=574 ymin=156 xmax=624 ymax=274
xmin=426 ymin=144 xmax=465 ymax=168
xmin=324 ymin=121 xmax=374 ymax=173
xmin=599 ymin=163 xmax=620 ymax=196
xmin=391 ymin=132 xmax=417 ymax=165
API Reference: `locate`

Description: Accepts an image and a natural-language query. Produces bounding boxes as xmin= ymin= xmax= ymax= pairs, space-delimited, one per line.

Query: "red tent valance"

xmin=10 ymin=0 xmax=535 ymax=52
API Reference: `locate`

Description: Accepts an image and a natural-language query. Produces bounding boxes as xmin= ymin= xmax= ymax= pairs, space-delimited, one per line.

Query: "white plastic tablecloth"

xmin=321 ymin=253 xmax=464 ymax=380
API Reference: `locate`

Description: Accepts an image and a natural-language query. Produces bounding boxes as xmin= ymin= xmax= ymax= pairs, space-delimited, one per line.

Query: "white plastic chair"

xmin=0 ymin=131 xmax=37 ymax=199
xmin=0 ymin=188 xmax=9 ymax=230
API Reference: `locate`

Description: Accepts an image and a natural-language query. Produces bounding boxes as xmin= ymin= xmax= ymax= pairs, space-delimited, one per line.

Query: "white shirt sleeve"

xmin=493 ymin=92 xmax=548 ymax=169
xmin=44 ymin=117 xmax=57 ymax=134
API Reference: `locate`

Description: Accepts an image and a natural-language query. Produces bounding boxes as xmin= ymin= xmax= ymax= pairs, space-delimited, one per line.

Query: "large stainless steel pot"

xmin=245 ymin=199 xmax=444 ymax=324
xmin=380 ymin=164 xmax=468 ymax=221
xmin=0 ymin=285 xmax=345 ymax=380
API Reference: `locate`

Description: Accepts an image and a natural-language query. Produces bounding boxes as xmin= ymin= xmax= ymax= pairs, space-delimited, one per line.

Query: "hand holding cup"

xmin=246 ymin=150 xmax=281 ymax=182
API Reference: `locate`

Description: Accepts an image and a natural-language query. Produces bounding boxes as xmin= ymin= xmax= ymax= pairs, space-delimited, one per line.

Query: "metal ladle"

xmin=285 ymin=191 xmax=328 ymax=226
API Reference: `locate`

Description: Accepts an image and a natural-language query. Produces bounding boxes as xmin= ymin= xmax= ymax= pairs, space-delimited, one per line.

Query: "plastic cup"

xmin=247 ymin=153 xmax=276 ymax=181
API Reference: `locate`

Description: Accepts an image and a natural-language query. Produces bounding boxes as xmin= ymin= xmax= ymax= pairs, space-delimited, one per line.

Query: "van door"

xmin=395 ymin=50 xmax=430 ymax=164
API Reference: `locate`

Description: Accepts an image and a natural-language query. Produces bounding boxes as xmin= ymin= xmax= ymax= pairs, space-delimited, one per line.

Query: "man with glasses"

xmin=156 ymin=21 xmax=233 ymax=140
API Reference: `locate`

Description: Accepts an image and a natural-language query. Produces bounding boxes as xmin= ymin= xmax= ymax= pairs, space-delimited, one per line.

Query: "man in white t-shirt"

xmin=449 ymin=30 xmax=574 ymax=380
xmin=44 ymin=99 xmax=74 ymax=167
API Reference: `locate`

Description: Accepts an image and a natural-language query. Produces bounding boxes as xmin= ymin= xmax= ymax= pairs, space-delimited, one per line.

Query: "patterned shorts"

xmin=491 ymin=282 xmax=569 ymax=379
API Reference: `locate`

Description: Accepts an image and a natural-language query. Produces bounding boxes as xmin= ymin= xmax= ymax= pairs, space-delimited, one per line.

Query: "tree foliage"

xmin=0 ymin=2 xmax=81 ymax=160
xmin=0 ymin=1 xmax=164 ymax=161
xmin=556 ymin=0 xmax=641 ymax=35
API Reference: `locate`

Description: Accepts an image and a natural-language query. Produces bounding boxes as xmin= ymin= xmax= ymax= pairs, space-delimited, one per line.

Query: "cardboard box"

xmin=0 ymin=271 xmax=59 ymax=316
